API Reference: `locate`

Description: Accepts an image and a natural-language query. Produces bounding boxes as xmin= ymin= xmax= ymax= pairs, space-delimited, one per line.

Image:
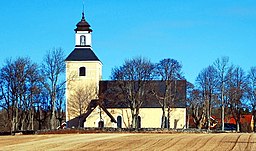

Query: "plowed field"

xmin=0 ymin=133 xmax=255 ymax=151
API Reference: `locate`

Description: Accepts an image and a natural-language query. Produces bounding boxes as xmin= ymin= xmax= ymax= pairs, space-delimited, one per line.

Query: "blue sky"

xmin=0 ymin=0 xmax=256 ymax=83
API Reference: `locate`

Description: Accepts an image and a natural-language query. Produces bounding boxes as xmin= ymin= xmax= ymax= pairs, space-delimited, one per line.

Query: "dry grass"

xmin=0 ymin=133 xmax=255 ymax=151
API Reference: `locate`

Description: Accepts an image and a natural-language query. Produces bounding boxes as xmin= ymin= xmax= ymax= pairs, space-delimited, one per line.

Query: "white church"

xmin=65 ymin=11 xmax=187 ymax=129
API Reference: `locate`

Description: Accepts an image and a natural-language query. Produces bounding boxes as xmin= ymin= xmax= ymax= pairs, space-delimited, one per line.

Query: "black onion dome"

xmin=74 ymin=12 xmax=93 ymax=32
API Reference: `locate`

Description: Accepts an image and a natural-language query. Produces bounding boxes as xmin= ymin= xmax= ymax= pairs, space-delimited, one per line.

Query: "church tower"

xmin=65 ymin=12 xmax=102 ymax=122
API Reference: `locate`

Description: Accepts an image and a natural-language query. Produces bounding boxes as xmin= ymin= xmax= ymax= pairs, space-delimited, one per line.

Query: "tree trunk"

xmin=221 ymin=84 xmax=225 ymax=131
xmin=21 ymin=113 xmax=26 ymax=131
xmin=51 ymin=104 xmax=56 ymax=130
xmin=38 ymin=107 xmax=42 ymax=130
xmin=221 ymin=104 xmax=225 ymax=131
xmin=168 ymin=107 xmax=170 ymax=129
xmin=237 ymin=119 xmax=240 ymax=132
xmin=50 ymin=93 xmax=56 ymax=130
xmin=253 ymin=107 xmax=256 ymax=132
xmin=197 ymin=123 xmax=201 ymax=129
xmin=12 ymin=116 xmax=16 ymax=132
xmin=206 ymin=99 xmax=210 ymax=131
xmin=186 ymin=113 xmax=189 ymax=129
xmin=31 ymin=110 xmax=34 ymax=130
xmin=131 ymin=108 xmax=136 ymax=129
xmin=12 ymin=107 xmax=19 ymax=132
xmin=237 ymin=109 xmax=241 ymax=132
xmin=131 ymin=115 xmax=137 ymax=129
xmin=161 ymin=111 xmax=165 ymax=129
xmin=136 ymin=109 xmax=140 ymax=129
xmin=161 ymin=100 xmax=166 ymax=129
xmin=254 ymin=112 xmax=256 ymax=132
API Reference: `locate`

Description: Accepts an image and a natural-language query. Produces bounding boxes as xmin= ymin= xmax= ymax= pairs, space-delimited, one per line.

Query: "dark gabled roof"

xmin=100 ymin=80 xmax=187 ymax=108
xmin=85 ymin=99 xmax=117 ymax=123
xmin=65 ymin=48 xmax=100 ymax=62
xmin=67 ymin=99 xmax=116 ymax=128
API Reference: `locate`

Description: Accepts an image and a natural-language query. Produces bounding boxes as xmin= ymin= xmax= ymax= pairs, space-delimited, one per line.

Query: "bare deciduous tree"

xmin=226 ymin=66 xmax=247 ymax=132
xmin=187 ymin=87 xmax=206 ymax=129
xmin=196 ymin=65 xmax=218 ymax=130
xmin=247 ymin=66 xmax=256 ymax=131
xmin=0 ymin=57 xmax=41 ymax=131
xmin=111 ymin=57 xmax=155 ymax=129
xmin=55 ymin=86 xmax=66 ymax=128
xmin=214 ymin=56 xmax=229 ymax=131
xmin=154 ymin=58 xmax=183 ymax=129
xmin=42 ymin=48 xmax=65 ymax=129
xmin=68 ymin=85 xmax=96 ymax=127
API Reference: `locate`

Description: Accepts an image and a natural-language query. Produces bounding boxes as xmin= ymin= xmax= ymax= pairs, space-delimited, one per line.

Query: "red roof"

xmin=228 ymin=115 xmax=253 ymax=125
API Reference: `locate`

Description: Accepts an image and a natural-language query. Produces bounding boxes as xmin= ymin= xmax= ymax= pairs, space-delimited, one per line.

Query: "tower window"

xmin=80 ymin=35 xmax=86 ymax=46
xmin=79 ymin=67 xmax=86 ymax=76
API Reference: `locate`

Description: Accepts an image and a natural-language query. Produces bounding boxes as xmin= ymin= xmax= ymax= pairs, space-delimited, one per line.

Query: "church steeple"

xmin=65 ymin=9 xmax=102 ymax=123
xmin=74 ymin=11 xmax=92 ymax=47
xmin=66 ymin=11 xmax=100 ymax=61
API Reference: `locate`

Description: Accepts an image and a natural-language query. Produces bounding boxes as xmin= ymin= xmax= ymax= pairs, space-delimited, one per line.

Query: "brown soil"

xmin=0 ymin=133 xmax=255 ymax=151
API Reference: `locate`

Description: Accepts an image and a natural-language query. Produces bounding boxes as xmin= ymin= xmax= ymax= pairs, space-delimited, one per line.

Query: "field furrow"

xmin=1 ymin=133 xmax=256 ymax=151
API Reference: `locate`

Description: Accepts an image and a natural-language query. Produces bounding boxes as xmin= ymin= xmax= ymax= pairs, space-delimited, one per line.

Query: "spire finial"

xmin=82 ymin=0 xmax=85 ymax=19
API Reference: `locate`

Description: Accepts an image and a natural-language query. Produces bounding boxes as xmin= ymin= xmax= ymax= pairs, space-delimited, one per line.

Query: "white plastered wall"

xmin=65 ymin=61 xmax=102 ymax=121
xmin=85 ymin=107 xmax=186 ymax=129
xmin=75 ymin=31 xmax=92 ymax=46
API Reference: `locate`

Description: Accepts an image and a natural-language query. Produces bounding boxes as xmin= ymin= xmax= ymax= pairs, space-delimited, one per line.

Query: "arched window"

xmin=117 ymin=116 xmax=122 ymax=128
xmin=164 ymin=116 xmax=168 ymax=128
xmin=137 ymin=116 xmax=141 ymax=128
xmin=79 ymin=67 xmax=86 ymax=76
xmin=98 ymin=121 xmax=104 ymax=128
xmin=80 ymin=35 xmax=86 ymax=46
